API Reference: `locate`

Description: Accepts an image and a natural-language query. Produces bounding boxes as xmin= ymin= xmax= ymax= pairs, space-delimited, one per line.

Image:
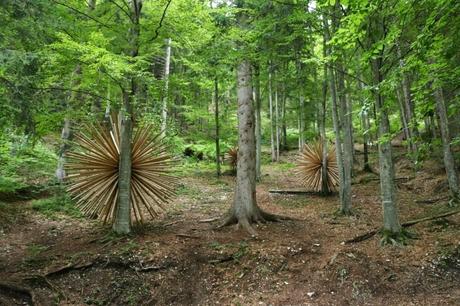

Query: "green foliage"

xmin=0 ymin=134 xmax=56 ymax=194
xmin=31 ymin=193 xmax=81 ymax=219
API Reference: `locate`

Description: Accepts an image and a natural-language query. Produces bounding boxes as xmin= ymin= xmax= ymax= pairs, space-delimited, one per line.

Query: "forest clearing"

xmin=1 ymin=0 xmax=460 ymax=305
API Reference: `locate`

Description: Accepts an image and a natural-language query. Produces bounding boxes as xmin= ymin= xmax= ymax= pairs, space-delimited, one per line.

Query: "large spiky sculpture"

xmin=227 ymin=146 xmax=238 ymax=173
xmin=65 ymin=116 xmax=177 ymax=224
xmin=296 ymin=140 xmax=339 ymax=192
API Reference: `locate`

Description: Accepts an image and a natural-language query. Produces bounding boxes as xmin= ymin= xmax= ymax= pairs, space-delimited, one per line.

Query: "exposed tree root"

xmin=0 ymin=282 xmax=35 ymax=305
xmin=218 ymin=208 xmax=294 ymax=235
xmin=345 ymin=209 xmax=460 ymax=244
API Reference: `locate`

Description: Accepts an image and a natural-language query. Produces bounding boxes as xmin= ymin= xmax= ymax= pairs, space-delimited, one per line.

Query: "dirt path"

xmin=1 ymin=153 xmax=459 ymax=305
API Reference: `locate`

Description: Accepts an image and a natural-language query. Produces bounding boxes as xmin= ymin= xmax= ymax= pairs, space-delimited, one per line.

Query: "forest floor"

xmin=1 ymin=148 xmax=460 ymax=306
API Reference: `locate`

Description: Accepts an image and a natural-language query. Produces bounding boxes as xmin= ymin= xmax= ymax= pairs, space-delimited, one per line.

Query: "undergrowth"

xmin=31 ymin=192 xmax=81 ymax=219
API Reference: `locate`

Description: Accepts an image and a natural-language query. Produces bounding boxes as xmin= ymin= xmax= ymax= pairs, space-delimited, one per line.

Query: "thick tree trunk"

xmin=214 ymin=77 xmax=221 ymax=177
xmin=254 ymin=65 xmax=262 ymax=181
xmin=161 ymin=38 xmax=171 ymax=138
xmin=434 ymin=86 xmax=459 ymax=200
xmin=221 ymin=60 xmax=279 ymax=234
xmin=372 ymin=58 xmax=401 ymax=234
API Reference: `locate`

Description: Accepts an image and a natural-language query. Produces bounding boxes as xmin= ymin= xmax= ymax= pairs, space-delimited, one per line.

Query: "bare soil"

xmin=1 ymin=149 xmax=459 ymax=306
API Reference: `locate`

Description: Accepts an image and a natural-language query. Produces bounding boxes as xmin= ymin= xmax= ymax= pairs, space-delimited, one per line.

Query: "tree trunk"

xmin=324 ymin=14 xmax=351 ymax=213
xmin=320 ymin=62 xmax=330 ymax=194
xmin=372 ymin=58 xmax=401 ymax=234
xmin=254 ymin=65 xmax=262 ymax=181
xmin=281 ymin=84 xmax=287 ymax=150
xmin=113 ymin=0 xmax=142 ymax=234
xmin=336 ymin=65 xmax=353 ymax=202
xmin=299 ymin=95 xmax=305 ymax=151
xmin=214 ymin=77 xmax=221 ymax=177
xmin=221 ymin=60 xmax=276 ymax=234
xmin=56 ymin=64 xmax=81 ymax=182
xmin=161 ymin=37 xmax=171 ymax=138
xmin=268 ymin=65 xmax=276 ymax=162
xmin=398 ymin=44 xmax=418 ymax=154
xmin=357 ymin=76 xmax=371 ymax=172
xmin=275 ymin=84 xmax=280 ymax=161
xmin=434 ymin=86 xmax=459 ymax=200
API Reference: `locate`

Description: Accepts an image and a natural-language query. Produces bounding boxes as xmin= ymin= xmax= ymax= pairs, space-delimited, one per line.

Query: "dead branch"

xmin=345 ymin=209 xmax=460 ymax=244
xmin=268 ymin=190 xmax=322 ymax=195
xmin=414 ymin=196 xmax=448 ymax=204
xmin=45 ymin=261 xmax=95 ymax=277
xmin=199 ymin=217 xmax=220 ymax=223
xmin=175 ymin=233 xmax=200 ymax=239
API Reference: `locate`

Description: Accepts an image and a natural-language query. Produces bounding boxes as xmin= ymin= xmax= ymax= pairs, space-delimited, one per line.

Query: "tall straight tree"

xmin=323 ymin=14 xmax=351 ymax=214
xmin=161 ymin=38 xmax=172 ymax=138
xmin=368 ymin=7 xmax=401 ymax=235
xmin=113 ymin=0 xmax=143 ymax=234
xmin=254 ymin=64 xmax=262 ymax=181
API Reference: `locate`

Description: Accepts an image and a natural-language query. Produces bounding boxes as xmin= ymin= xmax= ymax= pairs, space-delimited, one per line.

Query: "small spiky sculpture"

xmin=227 ymin=146 xmax=238 ymax=173
xmin=296 ymin=140 xmax=339 ymax=192
xmin=65 ymin=116 xmax=177 ymax=224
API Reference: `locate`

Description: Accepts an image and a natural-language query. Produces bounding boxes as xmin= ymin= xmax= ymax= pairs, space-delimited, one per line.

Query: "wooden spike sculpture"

xmin=296 ymin=140 xmax=339 ymax=193
xmin=65 ymin=116 xmax=177 ymax=224
xmin=227 ymin=146 xmax=238 ymax=174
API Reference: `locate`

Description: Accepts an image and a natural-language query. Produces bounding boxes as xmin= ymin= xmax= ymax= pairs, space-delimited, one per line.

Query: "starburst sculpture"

xmin=65 ymin=115 xmax=177 ymax=224
xmin=227 ymin=146 xmax=238 ymax=173
xmin=296 ymin=140 xmax=339 ymax=192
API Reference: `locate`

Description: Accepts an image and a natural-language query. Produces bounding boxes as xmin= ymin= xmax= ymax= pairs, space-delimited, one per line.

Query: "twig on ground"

xmin=345 ymin=209 xmax=460 ymax=244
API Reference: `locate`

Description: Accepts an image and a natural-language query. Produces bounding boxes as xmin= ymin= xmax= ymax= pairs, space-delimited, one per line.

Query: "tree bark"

xmin=434 ymin=85 xmax=459 ymax=200
xmin=275 ymin=83 xmax=280 ymax=161
xmin=214 ymin=77 xmax=221 ymax=177
xmin=160 ymin=38 xmax=171 ymax=138
xmin=372 ymin=58 xmax=401 ymax=234
xmin=221 ymin=60 xmax=274 ymax=234
xmin=113 ymin=0 xmax=142 ymax=234
xmin=268 ymin=65 xmax=276 ymax=162
xmin=324 ymin=14 xmax=351 ymax=213
xmin=254 ymin=64 xmax=262 ymax=181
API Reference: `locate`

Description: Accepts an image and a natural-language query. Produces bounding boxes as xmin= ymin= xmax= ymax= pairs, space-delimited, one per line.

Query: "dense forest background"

xmin=1 ymin=0 xmax=460 ymax=305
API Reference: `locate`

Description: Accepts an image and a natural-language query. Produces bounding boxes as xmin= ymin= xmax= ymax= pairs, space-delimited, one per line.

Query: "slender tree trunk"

xmin=336 ymin=65 xmax=353 ymax=197
xmin=56 ymin=65 xmax=81 ymax=182
xmin=396 ymin=87 xmax=411 ymax=153
xmin=299 ymin=95 xmax=305 ymax=151
xmin=372 ymin=58 xmax=401 ymax=234
xmin=357 ymin=76 xmax=371 ymax=172
xmin=433 ymin=86 xmax=459 ymax=200
xmin=268 ymin=66 xmax=276 ymax=162
xmin=323 ymin=17 xmax=350 ymax=212
xmin=398 ymin=44 xmax=418 ymax=154
xmin=161 ymin=38 xmax=171 ymax=138
xmin=275 ymin=84 xmax=280 ymax=161
xmin=254 ymin=65 xmax=262 ymax=181
xmin=113 ymin=0 xmax=142 ymax=234
xmin=320 ymin=62 xmax=330 ymax=194
xmin=214 ymin=77 xmax=221 ymax=177
xmin=281 ymin=83 xmax=287 ymax=150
